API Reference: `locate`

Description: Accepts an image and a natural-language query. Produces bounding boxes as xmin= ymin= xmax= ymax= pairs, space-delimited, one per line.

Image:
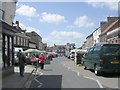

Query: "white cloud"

xmin=51 ymin=31 xmax=84 ymax=39
xmin=87 ymin=2 xmax=118 ymax=11
xmin=73 ymin=16 xmax=95 ymax=28
xmin=19 ymin=23 xmax=41 ymax=34
xmin=43 ymin=30 xmax=85 ymax=47
xmin=40 ymin=12 xmax=66 ymax=24
xmin=16 ymin=4 xmax=39 ymax=17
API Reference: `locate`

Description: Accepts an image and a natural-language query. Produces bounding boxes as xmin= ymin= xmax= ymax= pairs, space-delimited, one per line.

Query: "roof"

xmin=101 ymin=19 xmax=119 ymax=35
xmin=86 ymin=33 xmax=93 ymax=39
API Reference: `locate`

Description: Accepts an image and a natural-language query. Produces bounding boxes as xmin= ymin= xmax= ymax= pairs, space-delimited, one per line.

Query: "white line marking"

xmin=34 ymin=68 xmax=44 ymax=88
xmin=77 ymin=72 xmax=80 ymax=76
xmin=84 ymin=76 xmax=103 ymax=88
xmin=96 ymin=80 xmax=103 ymax=88
xmin=67 ymin=67 xmax=70 ymax=70
xmin=34 ymin=76 xmax=43 ymax=88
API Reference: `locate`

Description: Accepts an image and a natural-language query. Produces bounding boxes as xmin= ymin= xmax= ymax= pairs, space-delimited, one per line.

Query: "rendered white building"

xmin=0 ymin=0 xmax=17 ymax=25
xmin=93 ymin=27 xmax=101 ymax=45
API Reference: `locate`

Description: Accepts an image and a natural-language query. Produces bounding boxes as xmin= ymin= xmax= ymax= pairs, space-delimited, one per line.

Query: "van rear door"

xmin=101 ymin=44 xmax=120 ymax=71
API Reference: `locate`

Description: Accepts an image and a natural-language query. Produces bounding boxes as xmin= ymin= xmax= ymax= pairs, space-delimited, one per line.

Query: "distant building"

xmin=81 ymin=41 xmax=87 ymax=50
xmin=42 ymin=43 xmax=47 ymax=50
xmin=26 ymin=31 xmax=43 ymax=50
xmin=54 ymin=44 xmax=66 ymax=56
xmin=65 ymin=43 xmax=75 ymax=57
xmin=13 ymin=21 xmax=30 ymax=50
xmin=86 ymin=33 xmax=94 ymax=48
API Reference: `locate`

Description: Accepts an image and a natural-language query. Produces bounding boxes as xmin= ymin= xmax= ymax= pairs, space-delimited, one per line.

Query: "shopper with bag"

xmin=39 ymin=53 xmax=45 ymax=70
xmin=17 ymin=50 xmax=26 ymax=77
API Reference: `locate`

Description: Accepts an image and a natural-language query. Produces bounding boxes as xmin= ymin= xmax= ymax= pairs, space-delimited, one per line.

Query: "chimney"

xmin=100 ymin=21 xmax=107 ymax=27
xmin=100 ymin=21 xmax=107 ymax=32
xmin=16 ymin=21 xmax=19 ymax=29
xmin=107 ymin=17 xmax=119 ymax=24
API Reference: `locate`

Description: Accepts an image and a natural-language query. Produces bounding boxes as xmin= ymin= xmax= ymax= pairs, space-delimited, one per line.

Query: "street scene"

xmin=29 ymin=57 xmax=120 ymax=88
xmin=0 ymin=0 xmax=120 ymax=89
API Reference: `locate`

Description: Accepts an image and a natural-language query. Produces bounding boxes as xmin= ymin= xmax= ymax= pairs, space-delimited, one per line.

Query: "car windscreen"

xmin=102 ymin=45 xmax=120 ymax=55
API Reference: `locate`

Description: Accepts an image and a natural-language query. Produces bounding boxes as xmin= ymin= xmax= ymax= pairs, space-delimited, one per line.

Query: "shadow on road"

xmin=2 ymin=72 xmax=33 ymax=88
xmin=44 ymin=59 xmax=51 ymax=64
xmin=102 ymin=73 xmax=120 ymax=78
xmin=87 ymin=69 xmax=120 ymax=78
xmin=43 ymin=69 xmax=53 ymax=71
xmin=30 ymin=75 xmax=62 ymax=88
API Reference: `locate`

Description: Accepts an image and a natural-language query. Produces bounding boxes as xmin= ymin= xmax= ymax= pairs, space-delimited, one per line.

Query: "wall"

xmin=1 ymin=1 xmax=16 ymax=25
xmin=93 ymin=28 xmax=101 ymax=45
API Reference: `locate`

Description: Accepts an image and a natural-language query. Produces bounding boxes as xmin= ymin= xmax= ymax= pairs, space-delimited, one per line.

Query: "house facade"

xmin=13 ymin=21 xmax=30 ymax=50
xmin=1 ymin=0 xmax=17 ymax=77
xmin=93 ymin=27 xmax=101 ymax=45
xmin=100 ymin=17 xmax=119 ymax=43
xmin=107 ymin=27 xmax=120 ymax=44
xmin=86 ymin=33 xmax=94 ymax=48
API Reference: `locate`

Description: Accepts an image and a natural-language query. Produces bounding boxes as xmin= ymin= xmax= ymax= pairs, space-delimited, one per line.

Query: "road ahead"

xmin=30 ymin=57 xmax=104 ymax=88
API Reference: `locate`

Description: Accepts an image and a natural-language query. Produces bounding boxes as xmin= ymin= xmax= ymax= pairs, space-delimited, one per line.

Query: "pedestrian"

xmin=39 ymin=53 xmax=45 ymax=70
xmin=17 ymin=50 xmax=26 ymax=77
xmin=49 ymin=54 xmax=53 ymax=61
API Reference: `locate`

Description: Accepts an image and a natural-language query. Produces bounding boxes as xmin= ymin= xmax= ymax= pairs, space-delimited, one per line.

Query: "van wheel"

xmin=84 ymin=66 xmax=87 ymax=70
xmin=94 ymin=65 xmax=100 ymax=76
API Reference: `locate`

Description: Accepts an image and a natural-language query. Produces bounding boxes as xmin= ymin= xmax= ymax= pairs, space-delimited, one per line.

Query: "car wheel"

xmin=94 ymin=65 xmax=101 ymax=76
xmin=84 ymin=66 xmax=87 ymax=70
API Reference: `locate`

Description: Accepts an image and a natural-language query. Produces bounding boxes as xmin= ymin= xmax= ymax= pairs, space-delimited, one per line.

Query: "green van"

xmin=84 ymin=44 xmax=120 ymax=76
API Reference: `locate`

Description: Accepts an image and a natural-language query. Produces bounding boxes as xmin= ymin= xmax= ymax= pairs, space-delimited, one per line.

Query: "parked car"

xmin=69 ymin=49 xmax=75 ymax=60
xmin=83 ymin=44 xmax=120 ymax=76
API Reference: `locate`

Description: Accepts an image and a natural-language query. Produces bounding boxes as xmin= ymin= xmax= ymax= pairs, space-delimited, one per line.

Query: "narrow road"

xmin=30 ymin=57 xmax=101 ymax=88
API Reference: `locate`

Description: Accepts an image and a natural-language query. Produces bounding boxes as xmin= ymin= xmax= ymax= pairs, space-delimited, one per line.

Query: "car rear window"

xmin=102 ymin=45 xmax=120 ymax=55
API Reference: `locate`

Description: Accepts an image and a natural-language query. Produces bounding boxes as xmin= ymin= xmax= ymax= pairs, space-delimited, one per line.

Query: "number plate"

xmin=111 ymin=60 xmax=119 ymax=64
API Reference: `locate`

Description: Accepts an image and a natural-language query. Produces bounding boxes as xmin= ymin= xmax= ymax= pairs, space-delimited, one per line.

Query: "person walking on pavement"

xmin=39 ymin=53 xmax=45 ymax=70
xmin=17 ymin=50 xmax=26 ymax=77
xmin=49 ymin=54 xmax=53 ymax=61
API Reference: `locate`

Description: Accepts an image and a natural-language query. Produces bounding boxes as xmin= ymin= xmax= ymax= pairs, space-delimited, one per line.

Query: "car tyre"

xmin=84 ymin=66 xmax=87 ymax=70
xmin=94 ymin=65 xmax=101 ymax=76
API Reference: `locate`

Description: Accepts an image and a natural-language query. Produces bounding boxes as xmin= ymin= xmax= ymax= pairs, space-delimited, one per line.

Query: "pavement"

xmin=2 ymin=57 xmax=120 ymax=89
xmin=2 ymin=65 xmax=35 ymax=88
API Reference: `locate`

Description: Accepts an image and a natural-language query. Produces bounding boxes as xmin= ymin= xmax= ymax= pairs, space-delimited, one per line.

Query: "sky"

xmin=14 ymin=1 xmax=119 ymax=48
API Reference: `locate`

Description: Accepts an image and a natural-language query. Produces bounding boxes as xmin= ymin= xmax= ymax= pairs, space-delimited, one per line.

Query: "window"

xmin=88 ymin=47 xmax=94 ymax=54
xmin=21 ymin=38 xmax=22 ymax=46
xmin=116 ymin=40 xmax=118 ymax=43
xmin=0 ymin=9 xmax=5 ymax=20
xmin=93 ymin=46 xmax=101 ymax=54
xmin=18 ymin=37 xmax=20 ymax=45
xmin=26 ymin=40 xmax=28 ymax=46
xmin=102 ymin=45 xmax=120 ymax=55
xmin=14 ymin=36 xmax=16 ymax=45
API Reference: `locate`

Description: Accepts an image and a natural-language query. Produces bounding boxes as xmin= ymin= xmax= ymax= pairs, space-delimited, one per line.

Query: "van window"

xmin=102 ymin=45 xmax=120 ymax=55
xmin=93 ymin=46 xmax=101 ymax=54
xmin=88 ymin=48 xmax=94 ymax=54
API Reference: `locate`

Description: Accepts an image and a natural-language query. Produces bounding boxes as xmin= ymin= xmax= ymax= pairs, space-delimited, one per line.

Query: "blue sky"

xmin=14 ymin=1 xmax=118 ymax=47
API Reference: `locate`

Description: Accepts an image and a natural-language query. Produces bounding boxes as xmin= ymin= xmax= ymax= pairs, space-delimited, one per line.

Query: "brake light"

xmin=100 ymin=59 xmax=103 ymax=64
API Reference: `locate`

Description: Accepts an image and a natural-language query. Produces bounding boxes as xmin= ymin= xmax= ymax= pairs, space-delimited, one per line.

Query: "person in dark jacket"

xmin=17 ymin=50 xmax=26 ymax=77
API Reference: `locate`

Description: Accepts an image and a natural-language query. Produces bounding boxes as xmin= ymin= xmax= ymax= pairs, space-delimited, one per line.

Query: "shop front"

xmin=1 ymin=21 xmax=15 ymax=77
